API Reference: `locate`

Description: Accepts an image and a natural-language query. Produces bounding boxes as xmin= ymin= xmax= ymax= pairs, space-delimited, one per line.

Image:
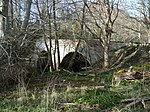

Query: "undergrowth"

xmin=0 ymin=70 xmax=149 ymax=112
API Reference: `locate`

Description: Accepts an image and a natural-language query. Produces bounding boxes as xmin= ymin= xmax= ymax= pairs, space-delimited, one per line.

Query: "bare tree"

xmin=138 ymin=0 xmax=150 ymax=30
xmin=2 ymin=0 xmax=9 ymax=31
xmin=83 ymin=0 xmax=120 ymax=68
xmin=46 ymin=0 xmax=54 ymax=71
xmin=121 ymin=0 xmax=150 ymax=43
xmin=10 ymin=0 xmax=14 ymax=28
xmin=21 ymin=0 xmax=32 ymax=31
xmin=138 ymin=0 xmax=150 ymax=42
xmin=53 ymin=0 xmax=60 ymax=69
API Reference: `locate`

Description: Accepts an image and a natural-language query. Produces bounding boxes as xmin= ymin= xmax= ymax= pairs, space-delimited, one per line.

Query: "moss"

xmin=114 ymin=63 xmax=150 ymax=75
xmin=114 ymin=69 xmax=127 ymax=75
xmin=132 ymin=66 xmax=143 ymax=71
xmin=132 ymin=64 xmax=150 ymax=72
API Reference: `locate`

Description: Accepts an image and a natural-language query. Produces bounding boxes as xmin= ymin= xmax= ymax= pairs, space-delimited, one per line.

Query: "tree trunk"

xmin=53 ymin=45 xmax=57 ymax=70
xmin=49 ymin=38 xmax=54 ymax=71
xmin=56 ymin=39 xmax=60 ymax=67
xmin=148 ymin=0 xmax=150 ymax=29
xmin=47 ymin=0 xmax=54 ymax=71
xmin=21 ymin=0 xmax=32 ymax=31
xmin=18 ymin=0 xmax=21 ymax=28
xmin=2 ymin=0 xmax=9 ymax=31
xmin=83 ymin=0 xmax=119 ymax=69
xmin=53 ymin=0 xmax=60 ymax=69
xmin=10 ymin=0 xmax=13 ymax=28
xmin=103 ymin=44 xmax=109 ymax=68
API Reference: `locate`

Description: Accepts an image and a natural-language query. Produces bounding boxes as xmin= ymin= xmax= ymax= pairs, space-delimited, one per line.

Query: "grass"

xmin=0 ymin=70 xmax=149 ymax=112
xmin=0 ymin=87 xmax=60 ymax=112
xmin=73 ymin=88 xmax=126 ymax=109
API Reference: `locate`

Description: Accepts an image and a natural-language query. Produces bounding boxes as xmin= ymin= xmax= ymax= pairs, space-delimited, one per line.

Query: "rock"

xmin=59 ymin=52 xmax=91 ymax=72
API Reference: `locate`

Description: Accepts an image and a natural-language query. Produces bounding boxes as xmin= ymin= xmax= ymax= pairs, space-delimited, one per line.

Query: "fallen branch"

xmin=113 ymin=46 xmax=141 ymax=69
xmin=121 ymin=96 xmax=150 ymax=109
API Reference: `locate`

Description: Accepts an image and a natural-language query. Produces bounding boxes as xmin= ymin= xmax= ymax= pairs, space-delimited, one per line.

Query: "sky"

xmin=120 ymin=0 xmax=141 ymax=17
